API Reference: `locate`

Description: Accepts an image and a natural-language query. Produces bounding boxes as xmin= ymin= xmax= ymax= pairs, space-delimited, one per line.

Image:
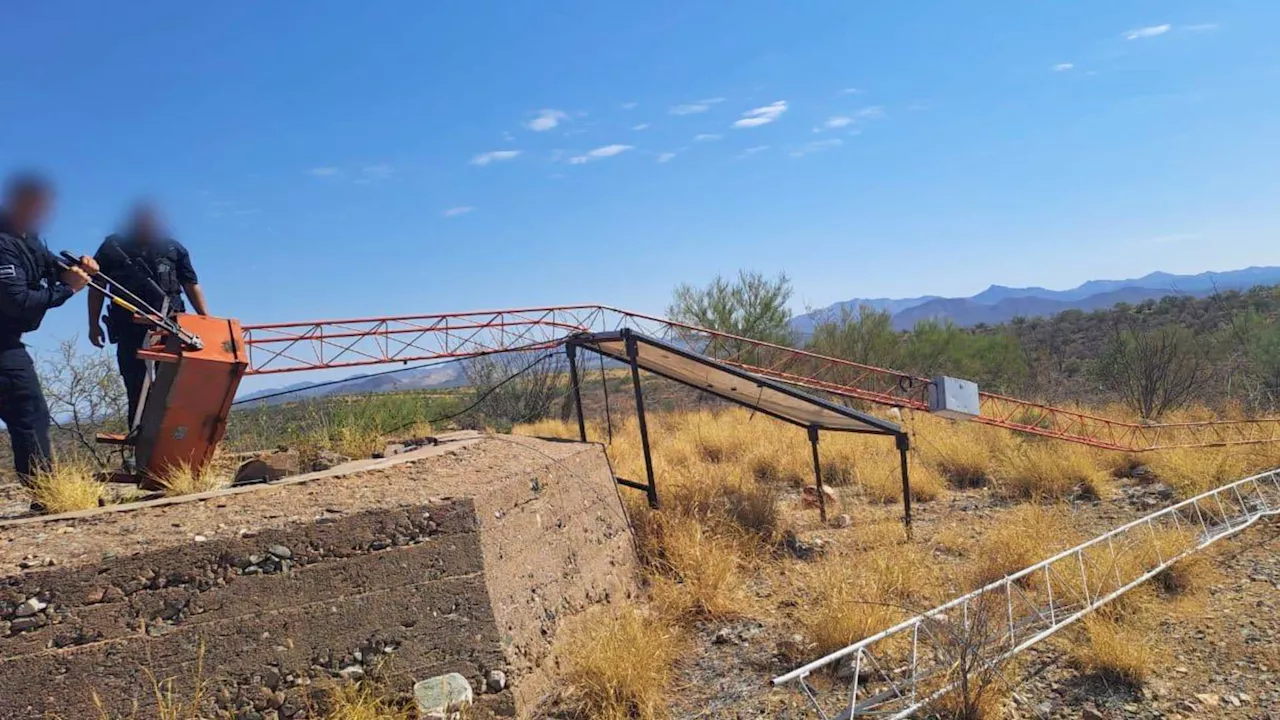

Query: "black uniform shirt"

xmin=0 ymin=213 xmax=74 ymax=349
xmin=93 ymin=234 xmax=197 ymax=326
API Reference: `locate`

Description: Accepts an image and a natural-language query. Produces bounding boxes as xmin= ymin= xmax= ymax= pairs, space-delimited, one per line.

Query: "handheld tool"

xmin=57 ymin=251 xmax=203 ymax=350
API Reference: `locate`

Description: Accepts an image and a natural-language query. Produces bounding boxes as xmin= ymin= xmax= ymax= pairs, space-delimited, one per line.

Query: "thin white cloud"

xmin=621 ymin=102 xmax=639 ymax=110
xmin=502 ymin=131 xmax=515 ymax=142
xmin=668 ymin=97 xmax=726 ymax=115
xmin=790 ymin=139 xmax=843 ymax=158
xmin=815 ymin=107 xmax=884 ymax=132
xmin=442 ymin=206 xmax=474 ymax=218
xmin=732 ymin=100 xmax=788 ymax=128
xmin=656 ymin=152 xmax=676 ymax=164
xmin=1052 ymin=63 xmax=1075 ymax=72
xmin=738 ymin=145 xmax=770 ymax=158
xmin=526 ymin=109 xmax=569 ymax=132
xmin=838 ymin=87 xmax=862 ymax=95
xmin=308 ymin=167 xmax=340 ymax=177
xmin=362 ymin=163 xmax=393 ymax=180
xmin=694 ymin=133 xmax=722 ymax=142
xmin=470 ymin=150 xmax=522 ymax=166
xmin=632 ymin=123 xmax=651 ymax=131
xmin=568 ymin=144 xmax=634 ymax=164
xmin=1125 ymin=24 xmax=1171 ymax=40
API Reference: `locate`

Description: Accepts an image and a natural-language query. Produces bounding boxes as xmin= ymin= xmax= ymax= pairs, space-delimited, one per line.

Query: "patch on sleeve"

xmin=0 ymin=265 xmax=15 ymax=279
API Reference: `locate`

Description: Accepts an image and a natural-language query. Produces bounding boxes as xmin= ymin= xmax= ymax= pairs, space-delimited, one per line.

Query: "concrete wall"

xmin=0 ymin=436 xmax=636 ymax=719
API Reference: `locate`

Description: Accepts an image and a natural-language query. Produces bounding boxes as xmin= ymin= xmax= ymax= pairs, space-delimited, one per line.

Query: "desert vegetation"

xmin=15 ymin=270 xmax=1280 ymax=718
xmin=514 ymin=399 xmax=1266 ymax=718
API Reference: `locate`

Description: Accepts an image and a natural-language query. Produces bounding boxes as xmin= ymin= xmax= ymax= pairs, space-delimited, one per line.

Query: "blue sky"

xmin=3 ymin=0 xmax=1280 ymax=373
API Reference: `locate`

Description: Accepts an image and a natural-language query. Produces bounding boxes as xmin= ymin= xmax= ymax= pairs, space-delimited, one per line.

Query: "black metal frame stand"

xmin=566 ymin=344 xmax=588 ymax=442
xmin=897 ymin=433 xmax=913 ymax=531
xmin=627 ymin=335 xmax=660 ymax=508
xmin=564 ymin=329 xmax=917 ymax=526
xmin=808 ymin=426 xmax=827 ymax=522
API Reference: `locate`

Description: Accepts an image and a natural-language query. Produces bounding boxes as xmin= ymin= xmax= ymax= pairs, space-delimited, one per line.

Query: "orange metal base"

xmin=124 ymin=314 xmax=248 ymax=483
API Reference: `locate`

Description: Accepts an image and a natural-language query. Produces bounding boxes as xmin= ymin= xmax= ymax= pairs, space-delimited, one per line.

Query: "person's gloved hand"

xmin=89 ymin=321 xmax=106 ymax=348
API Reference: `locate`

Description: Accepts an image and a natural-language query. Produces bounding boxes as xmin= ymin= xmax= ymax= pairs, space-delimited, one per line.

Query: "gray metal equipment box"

xmin=928 ymin=376 xmax=980 ymax=420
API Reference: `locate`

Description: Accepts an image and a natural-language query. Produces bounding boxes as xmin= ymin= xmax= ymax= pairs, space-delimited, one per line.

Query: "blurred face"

xmin=7 ymin=190 xmax=51 ymax=234
xmin=131 ymin=207 xmax=161 ymax=240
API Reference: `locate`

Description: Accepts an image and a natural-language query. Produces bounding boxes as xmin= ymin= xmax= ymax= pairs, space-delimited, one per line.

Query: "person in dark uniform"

xmin=88 ymin=203 xmax=209 ymax=426
xmin=0 ymin=174 xmax=97 ymax=485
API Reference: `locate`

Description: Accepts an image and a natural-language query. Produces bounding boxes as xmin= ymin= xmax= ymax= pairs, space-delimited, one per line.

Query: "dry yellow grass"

xmin=88 ymin=644 xmax=214 ymax=720
xmin=1070 ymin=615 xmax=1157 ymax=686
xmin=560 ymin=605 xmax=680 ymax=720
xmin=853 ymin=447 xmax=945 ymax=503
xmin=992 ymin=441 xmax=1110 ymax=500
xmin=915 ymin=419 xmax=1003 ymax=488
xmin=90 ymin=680 xmax=416 ymax=720
xmin=335 ymin=424 xmax=386 ymax=460
xmin=967 ymin=505 xmax=1079 ymax=589
xmin=156 ymin=461 xmax=232 ymax=497
xmin=646 ymin=513 xmax=754 ymax=621
xmin=1146 ymin=446 xmax=1249 ymax=497
xmin=29 ymin=463 xmax=106 ymax=514
xmin=513 ymin=416 xmax=586 ymax=441
xmin=321 ymin=683 xmax=414 ymax=720
xmin=801 ymin=544 xmax=946 ymax=656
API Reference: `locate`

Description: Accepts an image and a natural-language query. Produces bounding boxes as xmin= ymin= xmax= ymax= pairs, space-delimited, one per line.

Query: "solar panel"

xmin=568 ymin=330 xmax=903 ymax=436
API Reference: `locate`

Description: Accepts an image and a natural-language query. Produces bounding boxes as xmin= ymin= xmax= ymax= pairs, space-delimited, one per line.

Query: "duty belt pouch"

xmin=105 ymin=313 xmax=121 ymax=344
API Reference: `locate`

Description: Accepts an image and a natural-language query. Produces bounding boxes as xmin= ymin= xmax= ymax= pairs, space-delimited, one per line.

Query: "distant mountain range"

xmin=793 ymin=267 xmax=1280 ymax=333
xmin=236 ymin=364 xmax=465 ymax=405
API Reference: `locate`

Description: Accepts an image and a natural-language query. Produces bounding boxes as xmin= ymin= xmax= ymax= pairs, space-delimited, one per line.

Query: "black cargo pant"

xmin=116 ymin=323 xmax=151 ymax=426
xmin=0 ymin=347 xmax=52 ymax=485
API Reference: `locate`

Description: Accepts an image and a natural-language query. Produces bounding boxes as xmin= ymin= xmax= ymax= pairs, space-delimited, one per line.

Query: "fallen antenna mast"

xmin=772 ymin=467 xmax=1280 ymax=719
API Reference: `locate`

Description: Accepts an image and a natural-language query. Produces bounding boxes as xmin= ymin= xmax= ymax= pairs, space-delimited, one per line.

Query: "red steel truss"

xmin=241 ymin=305 xmax=1280 ymax=452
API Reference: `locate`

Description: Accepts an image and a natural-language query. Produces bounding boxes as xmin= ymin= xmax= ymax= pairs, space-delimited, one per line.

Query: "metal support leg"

xmin=897 ymin=433 xmax=913 ymax=531
xmin=566 ymin=344 xmax=587 ymax=442
xmin=599 ymin=352 xmax=614 ymax=443
xmin=627 ymin=336 xmax=659 ymax=508
xmin=808 ymin=426 xmax=826 ymax=523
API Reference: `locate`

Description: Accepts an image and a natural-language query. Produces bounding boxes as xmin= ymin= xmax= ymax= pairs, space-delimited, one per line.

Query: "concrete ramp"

xmin=0 ymin=435 xmax=636 ymax=719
